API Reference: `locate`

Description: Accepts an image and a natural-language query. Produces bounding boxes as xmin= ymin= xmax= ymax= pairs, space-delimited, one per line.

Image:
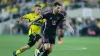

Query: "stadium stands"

xmin=0 ymin=0 xmax=100 ymax=36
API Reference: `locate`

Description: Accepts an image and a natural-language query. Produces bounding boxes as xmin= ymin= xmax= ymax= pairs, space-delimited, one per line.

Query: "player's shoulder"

xmin=60 ymin=11 xmax=67 ymax=16
xmin=57 ymin=13 xmax=64 ymax=17
xmin=43 ymin=9 xmax=52 ymax=15
xmin=59 ymin=11 xmax=66 ymax=16
xmin=24 ymin=13 xmax=33 ymax=16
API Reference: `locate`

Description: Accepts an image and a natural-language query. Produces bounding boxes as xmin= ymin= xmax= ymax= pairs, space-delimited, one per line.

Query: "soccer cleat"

xmin=58 ymin=38 xmax=63 ymax=44
xmin=34 ymin=49 xmax=40 ymax=56
xmin=13 ymin=51 xmax=17 ymax=56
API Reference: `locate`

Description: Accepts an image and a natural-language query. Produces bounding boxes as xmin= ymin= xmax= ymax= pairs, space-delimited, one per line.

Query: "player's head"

xmin=53 ymin=2 xmax=62 ymax=13
xmin=32 ymin=4 xmax=42 ymax=14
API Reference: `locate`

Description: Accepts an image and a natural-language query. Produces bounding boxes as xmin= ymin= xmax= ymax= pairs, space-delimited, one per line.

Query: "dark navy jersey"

xmin=58 ymin=11 xmax=66 ymax=25
xmin=42 ymin=12 xmax=65 ymax=36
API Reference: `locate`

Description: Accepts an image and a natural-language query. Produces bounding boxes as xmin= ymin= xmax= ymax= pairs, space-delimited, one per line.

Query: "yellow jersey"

xmin=23 ymin=13 xmax=45 ymax=36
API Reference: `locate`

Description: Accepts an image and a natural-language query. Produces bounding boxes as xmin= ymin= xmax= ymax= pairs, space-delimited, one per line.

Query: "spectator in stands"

xmin=0 ymin=8 xmax=9 ymax=22
xmin=6 ymin=4 xmax=19 ymax=19
xmin=85 ymin=18 xmax=93 ymax=26
xmin=80 ymin=18 xmax=100 ymax=36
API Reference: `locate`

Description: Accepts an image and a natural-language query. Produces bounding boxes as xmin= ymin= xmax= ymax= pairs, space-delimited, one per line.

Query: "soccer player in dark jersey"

xmin=57 ymin=9 xmax=67 ymax=44
xmin=29 ymin=2 xmax=74 ymax=56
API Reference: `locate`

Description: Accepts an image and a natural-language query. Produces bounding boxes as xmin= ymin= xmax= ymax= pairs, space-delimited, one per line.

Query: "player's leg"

xmin=35 ymin=39 xmax=47 ymax=53
xmin=13 ymin=34 xmax=36 ymax=56
xmin=41 ymin=37 xmax=55 ymax=56
xmin=57 ymin=24 xmax=63 ymax=44
xmin=34 ymin=38 xmax=43 ymax=56
xmin=59 ymin=29 xmax=65 ymax=44
xmin=57 ymin=28 xmax=62 ymax=40
xmin=34 ymin=38 xmax=42 ymax=55
xmin=41 ymin=44 xmax=54 ymax=56
xmin=34 ymin=26 xmax=44 ymax=51
xmin=13 ymin=45 xmax=30 ymax=56
xmin=34 ymin=36 xmax=51 ymax=56
xmin=57 ymin=25 xmax=62 ymax=40
xmin=58 ymin=28 xmax=64 ymax=44
xmin=36 ymin=39 xmax=42 ymax=49
xmin=35 ymin=34 xmax=43 ymax=51
xmin=34 ymin=43 xmax=50 ymax=56
xmin=40 ymin=43 xmax=50 ymax=56
xmin=58 ymin=24 xmax=66 ymax=44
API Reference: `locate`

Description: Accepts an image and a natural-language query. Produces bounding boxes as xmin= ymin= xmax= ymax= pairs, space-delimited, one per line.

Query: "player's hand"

xmin=70 ymin=27 xmax=74 ymax=34
xmin=27 ymin=22 xmax=32 ymax=27
xmin=19 ymin=21 xmax=22 ymax=24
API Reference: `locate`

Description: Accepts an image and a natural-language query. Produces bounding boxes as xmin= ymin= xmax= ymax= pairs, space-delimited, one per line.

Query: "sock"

xmin=35 ymin=48 xmax=39 ymax=52
xmin=61 ymin=33 xmax=64 ymax=38
xmin=39 ymin=46 xmax=44 ymax=52
xmin=41 ymin=50 xmax=51 ymax=56
xmin=34 ymin=45 xmax=44 ymax=53
xmin=35 ymin=48 xmax=40 ymax=54
xmin=16 ymin=50 xmax=21 ymax=55
xmin=58 ymin=33 xmax=64 ymax=41
xmin=58 ymin=36 xmax=60 ymax=41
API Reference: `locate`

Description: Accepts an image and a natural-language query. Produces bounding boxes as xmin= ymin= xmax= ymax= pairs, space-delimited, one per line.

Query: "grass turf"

xmin=0 ymin=35 xmax=100 ymax=56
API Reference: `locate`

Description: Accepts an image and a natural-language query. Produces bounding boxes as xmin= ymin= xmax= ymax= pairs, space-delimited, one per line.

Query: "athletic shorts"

xmin=42 ymin=35 xmax=56 ymax=44
xmin=57 ymin=24 xmax=66 ymax=29
xmin=27 ymin=34 xmax=41 ymax=47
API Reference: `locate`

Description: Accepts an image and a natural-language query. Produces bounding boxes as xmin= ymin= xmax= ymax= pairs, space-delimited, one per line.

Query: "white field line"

xmin=53 ymin=47 xmax=87 ymax=51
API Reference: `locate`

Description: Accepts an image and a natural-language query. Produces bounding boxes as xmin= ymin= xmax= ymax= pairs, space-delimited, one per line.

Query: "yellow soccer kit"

xmin=23 ymin=13 xmax=45 ymax=36
xmin=15 ymin=13 xmax=45 ymax=55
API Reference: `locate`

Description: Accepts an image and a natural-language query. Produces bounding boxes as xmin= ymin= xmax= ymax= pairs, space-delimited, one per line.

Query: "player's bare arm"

xmin=66 ymin=21 xmax=74 ymax=34
xmin=19 ymin=16 xmax=24 ymax=24
xmin=19 ymin=16 xmax=30 ymax=27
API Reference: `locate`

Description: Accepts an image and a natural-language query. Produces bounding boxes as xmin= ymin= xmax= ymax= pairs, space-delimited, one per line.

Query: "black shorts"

xmin=57 ymin=24 xmax=66 ymax=29
xmin=27 ymin=34 xmax=41 ymax=47
xmin=42 ymin=35 xmax=56 ymax=44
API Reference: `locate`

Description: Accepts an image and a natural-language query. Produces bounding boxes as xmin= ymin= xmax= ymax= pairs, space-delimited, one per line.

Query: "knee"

xmin=44 ymin=46 xmax=53 ymax=52
xmin=44 ymin=44 xmax=50 ymax=51
xmin=48 ymin=44 xmax=54 ymax=52
xmin=44 ymin=46 xmax=50 ymax=51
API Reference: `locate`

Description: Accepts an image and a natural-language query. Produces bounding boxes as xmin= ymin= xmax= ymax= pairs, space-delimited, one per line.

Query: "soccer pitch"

xmin=0 ymin=35 xmax=100 ymax=56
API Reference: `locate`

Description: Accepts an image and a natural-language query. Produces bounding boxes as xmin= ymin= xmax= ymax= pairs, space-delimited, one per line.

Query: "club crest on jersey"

xmin=52 ymin=20 xmax=57 ymax=25
xmin=50 ymin=17 xmax=52 ymax=19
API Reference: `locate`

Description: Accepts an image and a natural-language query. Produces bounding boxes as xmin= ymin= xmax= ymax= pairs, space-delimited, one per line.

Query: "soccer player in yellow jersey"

xmin=13 ymin=4 xmax=45 ymax=56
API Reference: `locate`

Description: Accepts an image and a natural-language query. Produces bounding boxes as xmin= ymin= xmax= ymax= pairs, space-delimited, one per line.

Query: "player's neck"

xmin=53 ymin=9 xmax=56 ymax=14
xmin=34 ymin=12 xmax=40 ymax=15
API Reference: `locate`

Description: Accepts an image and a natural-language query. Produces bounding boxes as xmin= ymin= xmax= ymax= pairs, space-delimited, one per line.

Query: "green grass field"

xmin=0 ymin=35 xmax=100 ymax=56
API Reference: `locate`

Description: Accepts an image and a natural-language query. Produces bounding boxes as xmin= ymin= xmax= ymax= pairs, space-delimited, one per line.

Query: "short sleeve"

xmin=42 ymin=13 xmax=49 ymax=19
xmin=23 ymin=14 xmax=30 ymax=19
xmin=60 ymin=13 xmax=65 ymax=20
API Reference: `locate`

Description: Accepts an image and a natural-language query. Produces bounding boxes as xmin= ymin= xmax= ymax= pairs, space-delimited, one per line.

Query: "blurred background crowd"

xmin=0 ymin=0 xmax=100 ymax=36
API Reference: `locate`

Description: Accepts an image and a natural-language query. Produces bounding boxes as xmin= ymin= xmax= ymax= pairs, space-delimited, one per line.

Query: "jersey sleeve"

xmin=23 ymin=14 xmax=31 ymax=19
xmin=61 ymin=11 xmax=67 ymax=21
xmin=60 ymin=13 xmax=65 ymax=21
xmin=42 ymin=13 xmax=49 ymax=20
